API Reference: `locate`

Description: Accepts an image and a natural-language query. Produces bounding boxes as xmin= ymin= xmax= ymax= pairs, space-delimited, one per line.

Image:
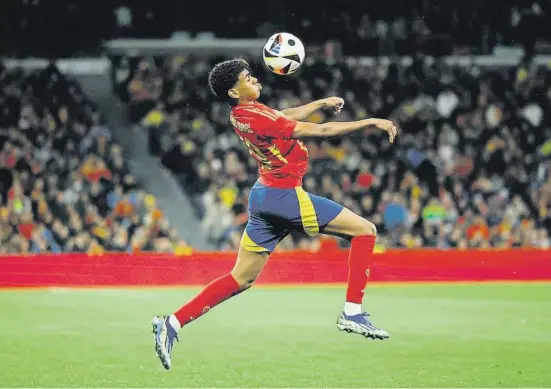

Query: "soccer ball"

xmin=262 ymin=33 xmax=305 ymax=75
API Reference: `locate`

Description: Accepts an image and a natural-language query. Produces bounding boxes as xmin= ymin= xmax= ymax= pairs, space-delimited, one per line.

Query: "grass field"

xmin=1 ymin=282 xmax=550 ymax=388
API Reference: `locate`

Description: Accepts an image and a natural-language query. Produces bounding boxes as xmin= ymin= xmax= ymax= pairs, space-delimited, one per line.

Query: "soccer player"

xmin=152 ymin=59 xmax=398 ymax=370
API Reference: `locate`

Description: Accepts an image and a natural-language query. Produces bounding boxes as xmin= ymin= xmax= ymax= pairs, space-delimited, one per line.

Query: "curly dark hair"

xmin=208 ymin=58 xmax=250 ymax=105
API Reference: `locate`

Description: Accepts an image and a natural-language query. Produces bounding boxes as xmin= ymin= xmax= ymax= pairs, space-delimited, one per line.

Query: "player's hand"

xmin=372 ymin=119 xmax=398 ymax=143
xmin=323 ymin=97 xmax=344 ymax=114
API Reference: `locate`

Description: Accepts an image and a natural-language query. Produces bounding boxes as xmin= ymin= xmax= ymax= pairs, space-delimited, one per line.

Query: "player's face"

xmin=230 ymin=70 xmax=262 ymax=102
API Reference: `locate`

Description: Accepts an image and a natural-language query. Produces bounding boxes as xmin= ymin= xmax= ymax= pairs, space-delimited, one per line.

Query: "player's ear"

xmin=228 ymin=88 xmax=239 ymax=100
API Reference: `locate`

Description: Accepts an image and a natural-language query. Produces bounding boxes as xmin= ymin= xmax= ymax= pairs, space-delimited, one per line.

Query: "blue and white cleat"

xmin=337 ymin=312 xmax=390 ymax=340
xmin=152 ymin=315 xmax=179 ymax=370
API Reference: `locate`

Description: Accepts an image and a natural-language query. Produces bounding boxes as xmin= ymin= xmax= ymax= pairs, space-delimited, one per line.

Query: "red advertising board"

xmin=0 ymin=250 xmax=550 ymax=287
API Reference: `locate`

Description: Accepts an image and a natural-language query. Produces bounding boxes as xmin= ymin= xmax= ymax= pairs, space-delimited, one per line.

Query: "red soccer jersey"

xmin=230 ymin=102 xmax=309 ymax=188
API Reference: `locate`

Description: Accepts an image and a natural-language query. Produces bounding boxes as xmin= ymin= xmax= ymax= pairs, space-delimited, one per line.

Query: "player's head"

xmin=208 ymin=59 xmax=261 ymax=105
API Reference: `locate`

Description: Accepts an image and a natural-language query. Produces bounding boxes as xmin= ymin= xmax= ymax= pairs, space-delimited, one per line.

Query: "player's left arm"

xmin=280 ymin=97 xmax=344 ymax=120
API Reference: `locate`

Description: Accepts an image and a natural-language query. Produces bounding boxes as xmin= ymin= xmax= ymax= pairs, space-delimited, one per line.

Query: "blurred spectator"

xmin=0 ymin=64 xmax=191 ymax=255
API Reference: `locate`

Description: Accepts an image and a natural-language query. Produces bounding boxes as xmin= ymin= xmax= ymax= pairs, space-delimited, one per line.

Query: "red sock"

xmin=174 ymin=273 xmax=241 ymax=326
xmin=346 ymin=235 xmax=376 ymax=304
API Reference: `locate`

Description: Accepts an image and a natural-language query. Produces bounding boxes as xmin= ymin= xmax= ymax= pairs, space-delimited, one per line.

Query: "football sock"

xmin=345 ymin=235 xmax=376 ymax=307
xmin=344 ymin=302 xmax=362 ymax=316
xmin=168 ymin=315 xmax=181 ymax=331
xmin=173 ymin=273 xmax=241 ymax=330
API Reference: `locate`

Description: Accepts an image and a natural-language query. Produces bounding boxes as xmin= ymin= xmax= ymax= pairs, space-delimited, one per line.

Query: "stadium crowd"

xmin=114 ymin=55 xmax=551 ymax=251
xmin=0 ymin=63 xmax=190 ymax=254
xmin=3 ymin=1 xmax=550 ymax=58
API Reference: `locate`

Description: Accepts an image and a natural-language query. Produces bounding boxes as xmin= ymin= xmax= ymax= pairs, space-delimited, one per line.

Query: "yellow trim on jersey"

xmin=295 ymin=187 xmax=319 ymax=236
xmin=240 ymin=231 xmax=270 ymax=253
xmin=240 ymin=107 xmax=279 ymax=121
xmin=268 ymin=145 xmax=288 ymax=164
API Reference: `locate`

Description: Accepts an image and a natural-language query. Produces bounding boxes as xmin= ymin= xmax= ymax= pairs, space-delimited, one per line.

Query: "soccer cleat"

xmin=151 ymin=315 xmax=179 ymax=370
xmin=336 ymin=312 xmax=390 ymax=340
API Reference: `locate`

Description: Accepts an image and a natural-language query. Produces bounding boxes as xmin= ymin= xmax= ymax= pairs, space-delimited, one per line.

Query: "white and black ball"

xmin=262 ymin=32 xmax=305 ymax=75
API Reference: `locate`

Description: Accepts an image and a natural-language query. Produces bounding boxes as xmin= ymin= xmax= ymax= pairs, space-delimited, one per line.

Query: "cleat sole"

xmin=152 ymin=317 xmax=172 ymax=370
xmin=337 ymin=320 xmax=390 ymax=341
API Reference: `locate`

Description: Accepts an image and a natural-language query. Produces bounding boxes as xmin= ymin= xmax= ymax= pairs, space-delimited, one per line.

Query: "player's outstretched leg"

xmin=323 ymin=208 xmax=389 ymax=340
xmin=152 ymin=248 xmax=269 ymax=370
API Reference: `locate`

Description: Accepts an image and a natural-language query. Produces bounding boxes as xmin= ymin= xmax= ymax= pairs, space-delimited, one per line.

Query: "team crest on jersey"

xmin=230 ymin=115 xmax=252 ymax=133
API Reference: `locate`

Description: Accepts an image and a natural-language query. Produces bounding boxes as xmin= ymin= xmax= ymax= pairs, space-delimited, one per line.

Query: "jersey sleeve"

xmin=236 ymin=108 xmax=297 ymax=140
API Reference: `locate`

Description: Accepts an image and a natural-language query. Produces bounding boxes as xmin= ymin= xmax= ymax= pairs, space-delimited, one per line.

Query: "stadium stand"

xmin=3 ymin=2 xmax=551 ymax=58
xmin=0 ymin=63 xmax=191 ymax=254
xmin=113 ymin=56 xmax=551 ymax=251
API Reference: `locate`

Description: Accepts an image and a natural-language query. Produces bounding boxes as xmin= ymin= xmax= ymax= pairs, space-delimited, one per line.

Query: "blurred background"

xmin=1 ymin=0 xmax=551 ymax=254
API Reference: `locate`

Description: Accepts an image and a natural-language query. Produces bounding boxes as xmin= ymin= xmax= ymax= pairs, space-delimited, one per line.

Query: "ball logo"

xmin=270 ymin=44 xmax=281 ymax=55
xmin=202 ymin=306 xmax=211 ymax=314
xmin=269 ymin=34 xmax=283 ymax=54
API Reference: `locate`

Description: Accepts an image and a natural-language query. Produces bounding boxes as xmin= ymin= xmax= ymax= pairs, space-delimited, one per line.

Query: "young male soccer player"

xmin=152 ymin=59 xmax=398 ymax=370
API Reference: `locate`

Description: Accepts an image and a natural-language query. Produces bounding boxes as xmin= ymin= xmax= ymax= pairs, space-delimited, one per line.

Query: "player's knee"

xmin=231 ymin=269 xmax=261 ymax=288
xmin=233 ymin=247 xmax=269 ymax=287
xmin=242 ymin=277 xmax=257 ymax=289
xmin=232 ymin=274 xmax=258 ymax=289
xmin=354 ymin=219 xmax=377 ymax=237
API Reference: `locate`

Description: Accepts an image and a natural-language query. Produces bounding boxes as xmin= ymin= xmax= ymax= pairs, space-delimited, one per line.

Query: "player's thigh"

xmin=240 ymin=213 xmax=290 ymax=253
xmin=234 ymin=221 xmax=283 ymax=287
xmin=273 ymin=187 xmax=375 ymax=240
xmin=244 ymin=184 xmax=295 ymax=252
xmin=322 ymin=207 xmax=377 ymax=239
xmin=289 ymin=188 xmax=344 ymax=237
xmin=231 ymin=246 xmax=270 ymax=287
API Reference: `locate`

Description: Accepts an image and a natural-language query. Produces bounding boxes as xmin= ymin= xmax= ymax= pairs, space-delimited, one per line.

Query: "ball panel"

xmin=280 ymin=62 xmax=293 ymax=75
xmin=288 ymin=61 xmax=302 ymax=74
xmin=282 ymin=54 xmax=302 ymax=63
xmin=263 ymin=56 xmax=295 ymax=75
xmin=265 ymin=33 xmax=286 ymax=56
xmin=277 ymin=35 xmax=304 ymax=57
xmin=263 ymin=48 xmax=278 ymax=58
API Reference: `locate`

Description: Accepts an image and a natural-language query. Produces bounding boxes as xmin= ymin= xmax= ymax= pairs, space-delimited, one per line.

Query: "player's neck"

xmin=236 ymin=98 xmax=255 ymax=106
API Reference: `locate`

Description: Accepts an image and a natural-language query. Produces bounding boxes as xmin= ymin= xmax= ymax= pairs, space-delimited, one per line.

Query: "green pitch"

xmin=1 ymin=283 xmax=550 ymax=388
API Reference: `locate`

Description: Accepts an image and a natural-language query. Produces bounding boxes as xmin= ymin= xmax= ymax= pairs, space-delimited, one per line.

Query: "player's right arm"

xmin=291 ymin=119 xmax=398 ymax=143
